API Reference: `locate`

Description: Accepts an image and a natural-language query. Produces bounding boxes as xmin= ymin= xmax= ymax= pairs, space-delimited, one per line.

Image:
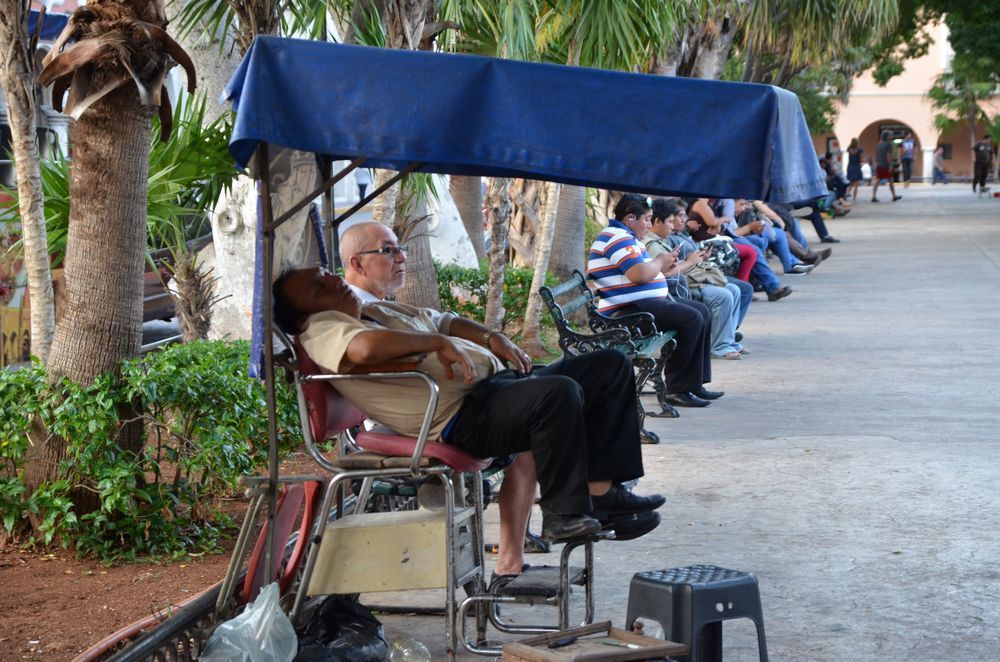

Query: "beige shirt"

xmin=299 ymin=301 xmax=504 ymax=439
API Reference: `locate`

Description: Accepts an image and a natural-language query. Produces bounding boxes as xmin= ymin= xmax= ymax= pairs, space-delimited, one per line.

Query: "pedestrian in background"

xmin=931 ymin=146 xmax=948 ymax=185
xmin=355 ymin=167 xmax=372 ymax=201
xmin=901 ymin=131 xmax=915 ymax=187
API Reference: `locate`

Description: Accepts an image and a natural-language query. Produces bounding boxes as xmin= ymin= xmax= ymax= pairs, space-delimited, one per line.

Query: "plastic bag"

xmin=294 ymin=595 xmax=387 ymax=661
xmin=201 ymin=583 xmax=297 ymax=662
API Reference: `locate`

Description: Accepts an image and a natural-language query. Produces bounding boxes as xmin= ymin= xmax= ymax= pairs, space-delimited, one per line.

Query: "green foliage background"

xmin=0 ymin=340 xmax=299 ymax=563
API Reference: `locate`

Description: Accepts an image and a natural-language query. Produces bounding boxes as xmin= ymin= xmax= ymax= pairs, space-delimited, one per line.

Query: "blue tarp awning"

xmin=225 ymin=36 xmax=826 ymax=203
xmin=29 ymin=9 xmax=70 ymax=43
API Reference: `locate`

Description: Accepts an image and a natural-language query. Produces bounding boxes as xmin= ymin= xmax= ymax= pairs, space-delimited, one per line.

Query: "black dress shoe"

xmin=541 ymin=512 xmax=602 ymax=542
xmin=693 ymin=387 xmax=724 ymax=400
xmin=662 ymin=391 xmax=711 ymax=407
xmin=590 ymin=483 xmax=666 ymax=519
xmin=821 ymin=235 xmax=840 ymax=243
xmin=767 ymin=286 xmax=793 ymax=302
xmin=602 ymin=511 xmax=661 ymax=541
xmin=523 ymin=530 xmax=550 ymax=554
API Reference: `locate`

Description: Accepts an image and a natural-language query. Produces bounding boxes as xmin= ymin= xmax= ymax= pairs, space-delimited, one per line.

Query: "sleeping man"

xmin=272 ymin=228 xmax=663 ymax=574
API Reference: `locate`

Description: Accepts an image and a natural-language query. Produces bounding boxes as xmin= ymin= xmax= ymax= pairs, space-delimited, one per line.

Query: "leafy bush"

xmin=0 ymin=340 xmax=299 ymax=562
xmin=435 ymin=261 xmax=556 ymax=335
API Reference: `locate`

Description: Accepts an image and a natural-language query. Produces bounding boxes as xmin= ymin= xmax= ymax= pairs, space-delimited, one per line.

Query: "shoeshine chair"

xmin=286 ymin=339 xmax=491 ymax=659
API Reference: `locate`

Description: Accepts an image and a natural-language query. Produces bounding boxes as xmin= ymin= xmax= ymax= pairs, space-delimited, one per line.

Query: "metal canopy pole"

xmin=320 ymin=156 xmax=335 ymax=269
xmin=331 ymin=161 xmax=423 ymax=228
xmin=255 ymin=155 xmax=422 ymax=588
xmin=257 ymin=142 xmax=280 ymax=583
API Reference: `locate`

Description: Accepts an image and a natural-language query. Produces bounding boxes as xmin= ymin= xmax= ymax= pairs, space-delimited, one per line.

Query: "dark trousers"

xmin=446 ymin=350 xmax=643 ymax=514
xmin=902 ymin=157 xmax=913 ymax=182
xmin=622 ymin=297 xmax=711 ymax=393
xmin=784 ymin=199 xmax=831 ymax=241
xmin=974 ymin=162 xmax=990 ymax=191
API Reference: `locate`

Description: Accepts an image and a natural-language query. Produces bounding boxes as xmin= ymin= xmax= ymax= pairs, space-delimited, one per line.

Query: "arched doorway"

xmin=856 ymin=119 xmax=923 ymax=183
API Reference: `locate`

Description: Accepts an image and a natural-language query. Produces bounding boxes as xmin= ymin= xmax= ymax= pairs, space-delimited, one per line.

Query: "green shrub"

xmin=0 ymin=340 xmax=299 ymax=562
xmin=435 ymin=261 xmax=556 ymax=335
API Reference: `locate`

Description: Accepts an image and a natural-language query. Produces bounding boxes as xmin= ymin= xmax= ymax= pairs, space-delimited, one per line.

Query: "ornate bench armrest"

xmin=557 ymin=325 xmax=634 ymax=356
xmin=590 ymin=310 xmax=659 ymax=339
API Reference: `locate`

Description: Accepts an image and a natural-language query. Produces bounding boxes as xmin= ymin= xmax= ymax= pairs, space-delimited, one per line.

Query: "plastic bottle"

xmin=387 ymin=637 xmax=432 ymax=662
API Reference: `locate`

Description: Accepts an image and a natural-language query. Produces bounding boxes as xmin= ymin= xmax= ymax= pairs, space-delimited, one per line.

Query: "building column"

xmin=922 ymin=147 xmax=935 ymax=182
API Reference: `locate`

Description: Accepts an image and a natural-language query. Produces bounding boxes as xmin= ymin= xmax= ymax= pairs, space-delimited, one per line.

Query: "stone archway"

xmin=854 ymin=119 xmax=926 ymax=182
xmin=838 ymin=117 xmax=934 ymax=183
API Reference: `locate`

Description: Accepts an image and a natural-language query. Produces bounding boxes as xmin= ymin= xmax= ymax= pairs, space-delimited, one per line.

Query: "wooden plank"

xmin=502 ymin=621 xmax=686 ymax=661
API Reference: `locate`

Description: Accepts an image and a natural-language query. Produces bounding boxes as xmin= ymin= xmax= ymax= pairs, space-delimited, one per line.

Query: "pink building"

xmin=813 ymin=21 xmax=1000 ymax=180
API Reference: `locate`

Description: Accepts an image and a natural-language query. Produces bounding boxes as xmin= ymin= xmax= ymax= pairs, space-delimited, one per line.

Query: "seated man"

xmin=339 ymin=221 xmax=544 ymax=578
xmin=693 ymin=199 xmax=793 ymax=302
xmin=644 ymin=198 xmax=748 ymax=360
xmin=273 ymin=263 xmax=664 ymax=548
xmin=587 ymin=194 xmax=723 ymax=408
xmin=750 ymin=200 xmax=831 ymax=267
xmin=734 ymin=199 xmax=815 ymax=276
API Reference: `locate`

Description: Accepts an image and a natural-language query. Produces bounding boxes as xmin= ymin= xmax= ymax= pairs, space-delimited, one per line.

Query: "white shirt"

xmin=348 ymin=283 xmax=380 ymax=303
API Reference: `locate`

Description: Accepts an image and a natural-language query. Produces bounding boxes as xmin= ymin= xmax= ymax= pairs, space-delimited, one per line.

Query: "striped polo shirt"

xmin=587 ymin=219 xmax=671 ymax=314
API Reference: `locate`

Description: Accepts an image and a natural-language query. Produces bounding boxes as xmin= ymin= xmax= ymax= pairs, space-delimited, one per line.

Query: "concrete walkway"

xmin=381 ymin=185 xmax=1000 ymax=660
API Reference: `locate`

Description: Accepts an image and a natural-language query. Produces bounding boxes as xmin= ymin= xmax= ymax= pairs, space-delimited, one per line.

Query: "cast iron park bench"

xmin=539 ymin=270 xmax=678 ymax=444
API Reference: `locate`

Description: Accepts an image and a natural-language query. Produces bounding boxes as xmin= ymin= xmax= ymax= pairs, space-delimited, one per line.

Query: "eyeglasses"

xmin=355 ymin=245 xmax=408 ymax=258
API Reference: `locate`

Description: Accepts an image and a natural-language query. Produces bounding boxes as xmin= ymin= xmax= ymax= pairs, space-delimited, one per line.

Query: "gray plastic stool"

xmin=625 ymin=565 xmax=768 ymax=662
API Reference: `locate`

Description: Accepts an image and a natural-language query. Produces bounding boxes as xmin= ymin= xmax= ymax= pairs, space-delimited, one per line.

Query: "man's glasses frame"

xmin=355 ymin=245 xmax=408 ymax=258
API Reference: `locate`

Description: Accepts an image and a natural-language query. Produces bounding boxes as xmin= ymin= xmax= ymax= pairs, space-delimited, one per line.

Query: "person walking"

xmin=872 ymin=131 xmax=902 ymax=202
xmin=931 ymin=146 xmax=948 ymax=185
xmin=355 ymin=167 xmax=372 ymax=201
xmin=900 ymin=131 xmax=915 ymax=187
xmin=972 ymin=135 xmax=993 ymax=194
xmin=846 ymin=138 xmax=864 ymax=201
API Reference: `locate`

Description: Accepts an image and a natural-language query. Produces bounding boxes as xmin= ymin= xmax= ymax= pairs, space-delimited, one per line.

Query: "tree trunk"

xmin=28 ymin=86 xmax=152 ymax=490
xmin=0 ymin=4 xmax=55 ymax=363
xmin=548 ymin=184 xmax=586 ymax=281
xmin=369 ymin=168 xmax=400 ymax=225
xmin=520 ymin=181 xmax=560 ymax=353
xmin=392 ymin=194 xmax=440 ymax=308
xmin=484 ymin=177 xmax=512 ymax=331
xmin=690 ymin=14 xmax=736 ymax=80
xmin=449 ymin=175 xmax=486 ymax=262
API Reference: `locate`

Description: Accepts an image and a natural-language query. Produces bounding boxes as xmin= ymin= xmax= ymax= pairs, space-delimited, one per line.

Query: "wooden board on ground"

xmin=501 ymin=620 xmax=686 ymax=661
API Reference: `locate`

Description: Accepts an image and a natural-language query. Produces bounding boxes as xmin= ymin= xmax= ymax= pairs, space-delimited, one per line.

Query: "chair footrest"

xmin=335 ymin=451 xmax=433 ymax=470
xmin=495 ymin=565 xmax=586 ymax=598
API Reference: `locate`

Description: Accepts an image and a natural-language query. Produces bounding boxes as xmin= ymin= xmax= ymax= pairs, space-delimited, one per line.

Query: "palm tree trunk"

xmin=0 ymin=4 xmax=55 ymax=363
xmin=548 ymin=184 xmax=586 ymax=281
xmin=392 ymin=198 xmax=440 ymax=308
xmin=691 ymin=15 xmax=736 ymax=80
xmin=450 ymin=175 xmax=486 ymax=262
xmin=27 ymin=86 xmax=152 ymax=489
xmin=484 ymin=177 xmax=512 ymax=331
xmin=520 ymin=181 xmax=560 ymax=352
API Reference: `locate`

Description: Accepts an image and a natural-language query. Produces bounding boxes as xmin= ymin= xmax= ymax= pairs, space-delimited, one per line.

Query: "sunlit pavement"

xmin=379 ymin=184 xmax=1000 ymax=660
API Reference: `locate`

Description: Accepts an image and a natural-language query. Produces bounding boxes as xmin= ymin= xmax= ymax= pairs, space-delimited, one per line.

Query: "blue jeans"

xmin=727 ymin=276 xmax=754 ymax=327
xmin=744 ymin=230 xmax=802 ymax=273
xmin=932 ymin=168 xmax=948 ymax=185
xmin=696 ymin=283 xmax=742 ymax=356
xmin=731 ymin=236 xmax=783 ymax=293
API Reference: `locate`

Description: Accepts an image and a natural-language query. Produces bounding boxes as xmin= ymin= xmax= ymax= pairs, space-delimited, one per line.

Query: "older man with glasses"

xmin=333 ymin=223 xmax=659 ymax=592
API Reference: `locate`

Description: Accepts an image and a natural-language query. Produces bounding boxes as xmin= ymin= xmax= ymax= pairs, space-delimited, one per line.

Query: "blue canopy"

xmin=29 ymin=10 xmax=70 ymax=43
xmin=225 ymin=36 xmax=825 ymax=203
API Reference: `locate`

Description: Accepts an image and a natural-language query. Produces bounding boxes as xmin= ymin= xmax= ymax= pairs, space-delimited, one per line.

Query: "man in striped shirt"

xmin=587 ymin=194 xmax=721 ymax=408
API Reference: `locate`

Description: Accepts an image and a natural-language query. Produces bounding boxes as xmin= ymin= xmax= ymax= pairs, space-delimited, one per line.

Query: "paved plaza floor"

xmin=379 ymin=184 xmax=1000 ymax=660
